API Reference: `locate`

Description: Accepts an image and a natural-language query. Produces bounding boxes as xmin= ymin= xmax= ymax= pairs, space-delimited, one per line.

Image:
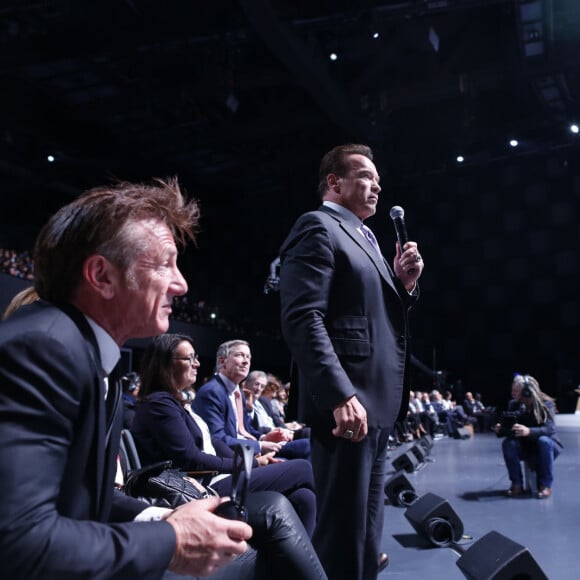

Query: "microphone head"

xmin=390 ymin=206 xmax=405 ymax=220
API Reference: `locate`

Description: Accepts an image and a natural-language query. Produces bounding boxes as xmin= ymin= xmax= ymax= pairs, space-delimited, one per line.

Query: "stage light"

xmin=47 ymin=155 xmax=55 ymax=163
xmin=509 ymin=139 xmax=519 ymax=148
xmin=373 ymin=32 xmax=379 ymax=39
xmin=329 ymin=53 xmax=338 ymax=61
xmin=570 ymin=124 xmax=579 ymax=134
xmin=456 ymin=155 xmax=464 ymax=163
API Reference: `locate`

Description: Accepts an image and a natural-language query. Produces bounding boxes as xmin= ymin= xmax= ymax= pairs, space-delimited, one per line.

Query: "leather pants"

xmin=164 ymin=490 xmax=327 ymax=580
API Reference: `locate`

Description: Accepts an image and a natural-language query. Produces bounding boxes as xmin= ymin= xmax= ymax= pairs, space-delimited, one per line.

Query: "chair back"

xmin=121 ymin=429 xmax=142 ymax=471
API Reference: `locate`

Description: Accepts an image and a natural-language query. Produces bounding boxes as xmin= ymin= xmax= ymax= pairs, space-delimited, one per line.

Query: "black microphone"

xmin=389 ymin=205 xmax=415 ymax=274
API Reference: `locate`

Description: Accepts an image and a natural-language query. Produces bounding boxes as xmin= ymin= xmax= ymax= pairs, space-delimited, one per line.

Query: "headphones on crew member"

xmin=521 ymin=376 xmax=533 ymax=398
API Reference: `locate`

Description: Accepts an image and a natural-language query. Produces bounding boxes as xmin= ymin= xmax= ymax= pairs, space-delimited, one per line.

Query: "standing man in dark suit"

xmin=279 ymin=144 xmax=424 ymax=580
xmin=0 ymin=178 xmax=253 ymax=579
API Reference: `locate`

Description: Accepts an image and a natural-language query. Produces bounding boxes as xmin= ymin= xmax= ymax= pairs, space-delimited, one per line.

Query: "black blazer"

xmin=257 ymin=396 xmax=286 ymax=429
xmin=0 ymin=301 xmax=175 ymax=579
xmin=132 ymin=391 xmax=256 ymax=472
xmin=279 ymin=205 xmax=417 ymax=431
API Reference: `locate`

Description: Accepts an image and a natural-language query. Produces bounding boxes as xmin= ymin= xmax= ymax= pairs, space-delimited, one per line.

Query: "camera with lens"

xmin=497 ymin=411 xmax=519 ymax=437
xmin=500 ymin=412 xmax=518 ymax=430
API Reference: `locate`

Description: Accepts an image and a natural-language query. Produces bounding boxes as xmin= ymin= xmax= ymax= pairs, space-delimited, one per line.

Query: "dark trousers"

xmin=277 ymin=437 xmax=311 ymax=460
xmin=310 ymin=425 xmax=391 ymax=580
xmin=502 ymin=435 xmax=559 ymax=488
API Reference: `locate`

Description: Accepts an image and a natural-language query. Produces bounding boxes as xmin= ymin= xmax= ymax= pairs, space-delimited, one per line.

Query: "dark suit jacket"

xmin=279 ymin=205 xmax=417 ymax=431
xmin=257 ymin=396 xmax=286 ymax=429
xmin=132 ymin=391 xmax=255 ymax=471
xmin=0 ymin=301 xmax=175 ymax=579
xmin=193 ymin=375 xmax=262 ymax=455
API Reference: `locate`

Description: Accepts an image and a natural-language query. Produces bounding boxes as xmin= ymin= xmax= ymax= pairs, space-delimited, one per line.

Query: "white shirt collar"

xmin=323 ymin=200 xmax=363 ymax=228
xmin=84 ymin=315 xmax=120 ymax=375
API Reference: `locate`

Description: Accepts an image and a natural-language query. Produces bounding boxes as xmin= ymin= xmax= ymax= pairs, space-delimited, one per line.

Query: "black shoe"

xmin=378 ymin=552 xmax=389 ymax=573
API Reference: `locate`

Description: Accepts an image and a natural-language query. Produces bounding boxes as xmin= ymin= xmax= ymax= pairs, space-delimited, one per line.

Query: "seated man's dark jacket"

xmin=0 ymin=301 xmax=175 ymax=580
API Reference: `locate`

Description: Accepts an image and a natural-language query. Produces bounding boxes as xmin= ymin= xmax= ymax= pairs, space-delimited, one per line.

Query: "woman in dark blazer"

xmin=131 ymin=333 xmax=317 ymax=537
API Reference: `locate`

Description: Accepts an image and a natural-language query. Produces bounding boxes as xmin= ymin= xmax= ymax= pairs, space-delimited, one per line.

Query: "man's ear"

xmin=83 ymin=254 xmax=118 ymax=298
xmin=327 ymin=174 xmax=341 ymax=193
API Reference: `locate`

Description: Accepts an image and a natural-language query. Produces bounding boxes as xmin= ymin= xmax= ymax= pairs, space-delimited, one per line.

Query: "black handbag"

xmin=124 ymin=460 xmax=216 ymax=508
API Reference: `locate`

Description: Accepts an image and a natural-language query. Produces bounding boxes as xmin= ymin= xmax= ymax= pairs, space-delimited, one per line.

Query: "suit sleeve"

xmin=279 ymin=214 xmax=357 ymax=411
xmin=0 ymin=330 xmax=175 ymax=580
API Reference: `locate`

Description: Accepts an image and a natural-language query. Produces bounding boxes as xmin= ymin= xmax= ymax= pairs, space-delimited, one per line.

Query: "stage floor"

xmin=380 ymin=414 xmax=580 ymax=578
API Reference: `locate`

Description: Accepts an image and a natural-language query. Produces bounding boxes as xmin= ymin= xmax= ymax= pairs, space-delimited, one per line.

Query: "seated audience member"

xmin=431 ymin=388 xmax=474 ymax=436
xmin=131 ymin=333 xmax=317 ymax=537
xmin=264 ymin=375 xmax=287 ymax=422
xmin=265 ymin=377 xmax=306 ymax=435
xmin=275 ymin=382 xmax=290 ymax=419
xmin=193 ymin=339 xmax=308 ymax=461
xmin=245 ymin=370 xmax=288 ymax=432
xmin=495 ymin=374 xmax=563 ymax=499
xmin=248 ymin=370 xmax=310 ymax=442
xmin=0 ymin=178 xmax=256 ymax=579
xmin=463 ymin=391 xmax=494 ymax=432
xmin=430 ymin=389 xmax=457 ymax=434
xmin=408 ymin=390 xmax=435 ymax=437
xmin=121 ymin=371 xmax=141 ymax=429
xmin=463 ymin=391 xmax=484 ymax=414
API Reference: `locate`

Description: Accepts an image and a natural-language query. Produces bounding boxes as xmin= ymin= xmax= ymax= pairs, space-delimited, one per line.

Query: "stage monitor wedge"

xmin=392 ymin=449 xmax=419 ymax=473
xmin=384 ymin=470 xmax=418 ymax=507
xmin=404 ymin=492 xmax=464 ymax=547
xmin=456 ymin=530 xmax=548 ymax=579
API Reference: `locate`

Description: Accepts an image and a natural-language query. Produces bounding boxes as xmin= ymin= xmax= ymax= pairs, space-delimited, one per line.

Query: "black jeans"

xmin=164 ymin=491 xmax=327 ymax=580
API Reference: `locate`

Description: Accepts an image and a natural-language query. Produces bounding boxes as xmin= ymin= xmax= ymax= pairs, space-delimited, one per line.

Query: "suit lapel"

xmin=55 ymin=303 xmax=115 ymax=520
xmin=213 ymin=374 xmax=238 ymax=436
xmin=333 ymin=214 xmax=400 ymax=296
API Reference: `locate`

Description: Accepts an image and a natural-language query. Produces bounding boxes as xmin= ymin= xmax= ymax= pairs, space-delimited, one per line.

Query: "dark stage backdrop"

xmin=366 ymin=147 xmax=579 ymax=410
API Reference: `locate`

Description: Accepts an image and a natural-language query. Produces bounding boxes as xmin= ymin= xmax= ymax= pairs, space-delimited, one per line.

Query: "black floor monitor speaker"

xmin=404 ymin=492 xmax=464 ymax=547
xmin=456 ymin=530 xmax=548 ymax=579
xmin=419 ymin=434 xmax=434 ymax=451
xmin=409 ymin=443 xmax=427 ymax=463
xmin=392 ymin=449 xmax=419 ymax=473
xmin=384 ymin=470 xmax=418 ymax=507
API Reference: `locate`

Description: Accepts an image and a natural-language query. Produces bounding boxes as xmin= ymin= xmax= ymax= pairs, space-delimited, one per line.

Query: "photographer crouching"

xmin=494 ymin=374 xmax=563 ymax=499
